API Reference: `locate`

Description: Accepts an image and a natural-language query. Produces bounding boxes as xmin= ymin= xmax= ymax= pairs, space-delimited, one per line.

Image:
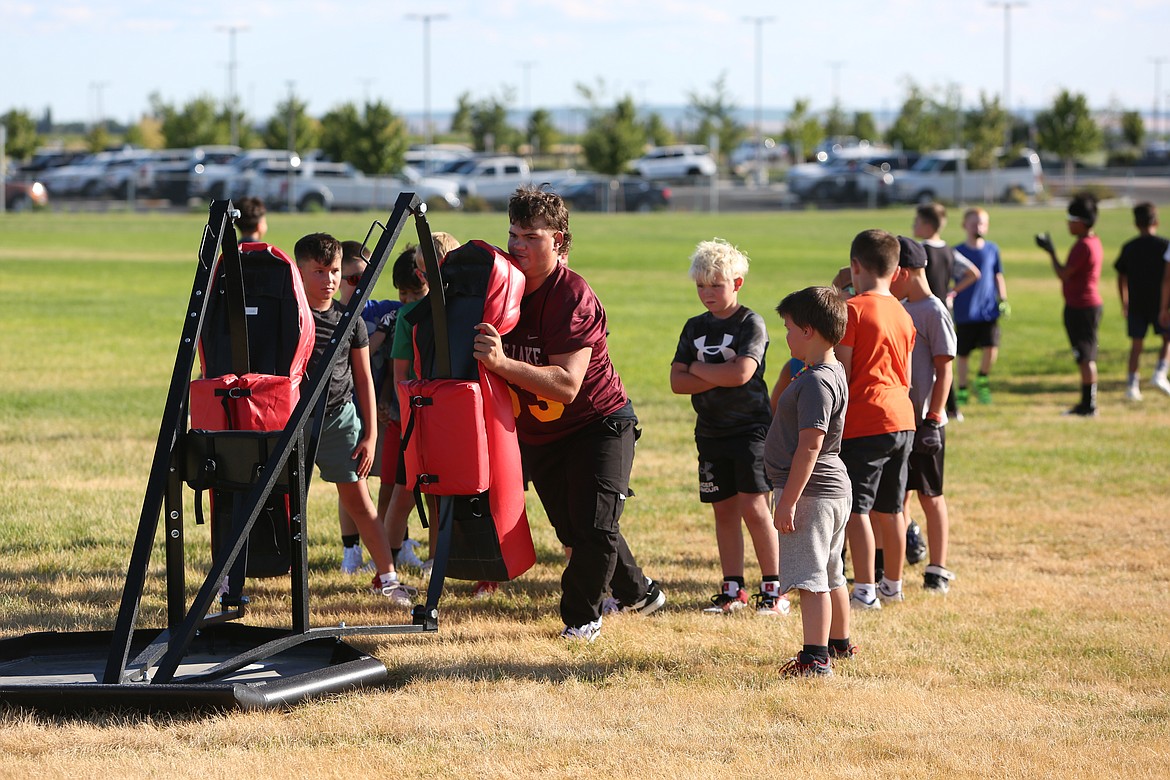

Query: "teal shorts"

xmin=315 ymin=401 xmax=363 ymax=484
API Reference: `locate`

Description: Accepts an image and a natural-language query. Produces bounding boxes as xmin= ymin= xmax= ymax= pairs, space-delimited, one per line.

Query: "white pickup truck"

xmin=889 ymin=148 xmax=1044 ymax=205
xmin=258 ymin=160 xmax=462 ymax=211
xmin=432 ymin=155 xmax=575 ymax=205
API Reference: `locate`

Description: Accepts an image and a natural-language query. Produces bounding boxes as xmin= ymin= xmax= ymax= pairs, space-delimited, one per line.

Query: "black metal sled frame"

xmin=0 ymin=193 xmax=454 ymax=712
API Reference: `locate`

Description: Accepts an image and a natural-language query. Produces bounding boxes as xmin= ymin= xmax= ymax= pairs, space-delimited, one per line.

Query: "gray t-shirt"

xmin=902 ymin=295 xmax=957 ymax=423
xmin=764 ymin=362 xmax=850 ymax=498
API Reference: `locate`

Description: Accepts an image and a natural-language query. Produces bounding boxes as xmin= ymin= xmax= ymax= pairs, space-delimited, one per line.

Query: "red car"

xmin=4 ymin=179 xmax=49 ymax=211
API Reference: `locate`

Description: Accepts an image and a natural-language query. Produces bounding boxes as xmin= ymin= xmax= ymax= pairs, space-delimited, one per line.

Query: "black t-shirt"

xmin=1114 ymin=234 xmax=1170 ymax=317
xmin=672 ymin=306 xmax=771 ymax=438
xmin=308 ymin=300 xmax=369 ymax=412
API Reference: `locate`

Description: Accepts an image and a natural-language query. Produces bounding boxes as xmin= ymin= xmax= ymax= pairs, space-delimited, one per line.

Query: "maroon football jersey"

xmin=501 ymin=263 xmax=628 ymax=445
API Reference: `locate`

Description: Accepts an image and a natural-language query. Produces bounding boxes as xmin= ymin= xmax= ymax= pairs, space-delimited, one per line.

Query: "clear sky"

xmin=4 ymin=0 xmax=1170 ymax=129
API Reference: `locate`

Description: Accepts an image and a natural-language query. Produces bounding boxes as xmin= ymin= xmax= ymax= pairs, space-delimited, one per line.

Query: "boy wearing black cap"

xmin=1037 ymin=192 xmax=1104 ymax=416
xmin=890 ymin=237 xmax=957 ymax=593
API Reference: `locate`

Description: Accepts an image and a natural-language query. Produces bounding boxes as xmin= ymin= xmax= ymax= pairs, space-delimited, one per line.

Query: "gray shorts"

xmin=776 ymin=493 xmax=851 ymax=594
xmin=315 ymin=400 xmax=363 ymax=484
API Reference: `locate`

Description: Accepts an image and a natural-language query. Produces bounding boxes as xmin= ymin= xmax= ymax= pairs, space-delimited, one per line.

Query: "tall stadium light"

xmin=90 ymin=81 xmax=110 ymax=134
xmin=742 ymin=16 xmax=774 ymax=186
xmin=407 ymin=13 xmax=449 ymax=170
xmin=1152 ymin=57 xmax=1169 ymax=140
xmin=216 ymin=23 xmax=250 ymax=147
xmin=989 ymin=2 xmax=1025 ymax=149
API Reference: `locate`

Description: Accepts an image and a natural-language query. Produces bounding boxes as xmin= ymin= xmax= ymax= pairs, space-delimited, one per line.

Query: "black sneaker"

xmin=923 ymin=564 xmax=955 ymax=594
xmin=627 ymin=578 xmax=666 ymax=616
xmin=1062 ymin=404 xmax=1097 ymax=417
xmin=828 ymin=642 xmax=857 ymax=660
xmin=905 ymin=520 xmax=927 ymax=565
xmin=780 ymin=652 xmax=832 ymax=677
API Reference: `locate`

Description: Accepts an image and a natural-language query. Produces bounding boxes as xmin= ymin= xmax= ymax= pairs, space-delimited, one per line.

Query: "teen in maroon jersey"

xmin=473 ymin=187 xmax=666 ymax=641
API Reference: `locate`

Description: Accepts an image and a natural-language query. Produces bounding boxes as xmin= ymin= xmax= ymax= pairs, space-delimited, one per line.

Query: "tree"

xmin=579 ymin=94 xmax=645 ymax=176
xmin=124 ymin=115 xmax=165 ymax=149
xmin=150 ymin=93 xmax=226 ymax=147
xmin=85 ymin=125 xmax=112 ymax=153
xmin=685 ymin=73 xmax=744 ymax=161
xmin=822 ymin=103 xmax=850 ymax=140
xmin=884 ymin=80 xmax=962 ymax=154
xmin=1120 ymin=110 xmax=1144 ymax=149
xmin=782 ymin=98 xmax=823 ymax=162
xmin=1035 ymin=89 xmax=1102 ymax=180
xmin=963 ymin=93 xmax=1010 ymax=169
xmin=319 ymin=100 xmax=408 ymax=174
xmin=851 ymin=111 xmax=878 ymax=143
xmin=2 ymin=109 xmax=40 ymax=162
xmin=469 ymin=91 xmax=519 ymax=153
xmin=263 ymin=94 xmax=320 ymax=153
xmin=450 ymin=91 xmax=474 ymax=136
xmin=526 ymin=109 xmax=558 ymax=155
xmin=644 ymin=112 xmax=674 ymax=147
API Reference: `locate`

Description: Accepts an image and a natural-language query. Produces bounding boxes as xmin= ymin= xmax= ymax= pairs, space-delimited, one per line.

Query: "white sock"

xmin=1129 ymin=372 xmax=1140 ymax=387
xmin=880 ymin=576 xmax=903 ymax=594
xmin=378 ymin=572 xmax=398 ymax=587
xmin=1156 ymin=360 xmax=1168 ymax=375
xmin=853 ymin=583 xmax=876 ymax=602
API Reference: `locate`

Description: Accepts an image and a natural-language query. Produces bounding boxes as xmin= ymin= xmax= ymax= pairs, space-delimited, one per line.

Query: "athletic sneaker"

xmin=1062 ymin=403 xmax=1097 ymax=417
xmin=341 ymin=545 xmax=370 ymax=574
xmin=371 ymin=575 xmax=417 ymax=607
xmin=1126 ymin=383 xmax=1143 ymax=402
xmin=923 ymin=564 xmax=956 ymax=594
xmin=779 ymin=652 xmax=832 ymax=677
xmin=702 ymin=586 xmax=750 ymax=615
xmin=395 ymin=538 xmax=426 ymax=569
xmin=559 ymin=619 xmax=602 ymax=642
xmin=828 ymin=642 xmax=858 ymax=660
xmin=905 ymin=520 xmax=927 ymax=565
xmin=1154 ymin=372 xmax=1170 ymax=396
xmin=752 ymin=592 xmax=791 ymax=616
xmin=849 ymin=592 xmax=882 ymax=611
xmin=472 ymin=580 xmax=499 ymax=598
xmin=975 ymin=375 xmax=992 ymax=404
xmin=956 ymin=387 xmax=969 ymax=405
xmin=876 ymin=580 xmax=904 ymax=604
xmin=627 ymin=579 xmax=667 ymax=615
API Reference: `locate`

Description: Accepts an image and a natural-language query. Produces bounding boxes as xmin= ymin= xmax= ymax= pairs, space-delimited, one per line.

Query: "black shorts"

xmin=906 ymin=427 xmax=945 ymax=497
xmin=839 ymin=430 xmax=913 ymax=515
xmin=1126 ymin=308 xmax=1167 ymax=340
xmin=1064 ymin=305 xmax=1102 ymax=364
xmin=956 ymin=320 xmax=1000 ymax=356
xmin=695 ymin=428 xmax=772 ymax=503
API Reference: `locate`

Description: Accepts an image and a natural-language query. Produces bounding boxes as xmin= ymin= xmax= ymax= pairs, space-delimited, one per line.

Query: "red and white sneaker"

xmin=472 ymin=580 xmax=499 ymax=599
xmin=702 ymin=583 xmax=750 ymax=614
xmin=752 ymin=592 xmax=791 ymax=616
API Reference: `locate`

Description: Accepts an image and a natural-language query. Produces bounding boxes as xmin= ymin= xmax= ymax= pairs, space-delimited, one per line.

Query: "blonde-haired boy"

xmin=671 ymin=238 xmax=784 ymax=615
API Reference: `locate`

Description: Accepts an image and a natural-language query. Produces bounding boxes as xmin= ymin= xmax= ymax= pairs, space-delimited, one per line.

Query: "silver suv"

xmin=630 ymin=145 xmax=717 ymax=179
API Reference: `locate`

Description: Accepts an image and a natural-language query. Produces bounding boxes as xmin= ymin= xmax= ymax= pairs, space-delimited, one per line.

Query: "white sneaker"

xmin=1126 ymin=383 xmax=1143 ymax=402
xmin=849 ymin=592 xmax=882 ymax=611
xmin=395 ymin=539 xmax=426 ymax=569
xmin=559 ymin=619 xmax=602 ymax=642
xmin=371 ymin=575 xmax=417 ymax=607
xmin=341 ymin=545 xmax=367 ymax=574
xmin=1153 ymin=372 xmax=1170 ymax=396
xmin=876 ymin=580 xmax=904 ymax=604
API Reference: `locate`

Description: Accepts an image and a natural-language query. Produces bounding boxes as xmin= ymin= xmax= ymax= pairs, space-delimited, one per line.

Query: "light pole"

xmin=406 ymin=12 xmax=448 ymax=165
xmin=90 ymin=81 xmax=109 ymax=134
xmin=742 ymin=15 xmax=774 ymax=185
xmin=1152 ymin=57 xmax=1168 ymax=140
xmin=989 ymin=1 xmax=1025 ymax=150
xmin=518 ymin=60 xmax=535 ymax=153
xmin=216 ymin=23 xmax=249 ymax=147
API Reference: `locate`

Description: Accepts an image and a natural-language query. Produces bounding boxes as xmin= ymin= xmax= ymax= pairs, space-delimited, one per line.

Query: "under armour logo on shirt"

xmin=694 ymin=334 xmax=735 ymax=363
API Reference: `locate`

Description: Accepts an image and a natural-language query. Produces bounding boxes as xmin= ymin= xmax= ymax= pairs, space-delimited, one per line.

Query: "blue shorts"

xmin=315 ymin=401 xmax=363 ymax=483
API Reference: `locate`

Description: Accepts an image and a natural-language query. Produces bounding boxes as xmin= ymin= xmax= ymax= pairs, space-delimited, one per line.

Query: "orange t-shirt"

xmin=839 ymin=291 xmax=916 ymax=439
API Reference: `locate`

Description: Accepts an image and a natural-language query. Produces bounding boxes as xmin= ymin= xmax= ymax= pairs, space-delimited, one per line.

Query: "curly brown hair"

xmin=507 ymin=185 xmax=573 ymax=255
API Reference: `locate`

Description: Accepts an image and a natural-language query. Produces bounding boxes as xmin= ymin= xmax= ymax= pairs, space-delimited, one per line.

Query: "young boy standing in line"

xmin=766 ymin=286 xmax=852 ymax=676
xmin=294 ymin=232 xmax=414 ymax=606
xmin=953 ymin=208 xmax=1009 ymax=406
xmin=1113 ymin=202 xmax=1170 ymax=401
xmin=889 ymin=237 xmax=957 ymax=594
xmin=670 ymin=239 xmax=785 ymax=616
xmin=835 ymin=230 xmax=917 ymax=609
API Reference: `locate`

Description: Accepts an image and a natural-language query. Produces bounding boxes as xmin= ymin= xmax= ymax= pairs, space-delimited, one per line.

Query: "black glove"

xmin=912 ymin=419 xmax=943 ymax=455
xmin=376 ymin=310 xmax=398 ymax=334
xmin=1034 ymin=232 xmax=1055 ymax=255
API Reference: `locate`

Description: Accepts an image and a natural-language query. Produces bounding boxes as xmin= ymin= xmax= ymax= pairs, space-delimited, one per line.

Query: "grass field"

xmin=1 ymin=204 xmax=1168 ymax=778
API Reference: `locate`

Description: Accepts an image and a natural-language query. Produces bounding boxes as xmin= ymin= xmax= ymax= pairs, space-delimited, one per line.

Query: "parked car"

xmin=786 ymin=145 xmax=891 ymax=202
xmin=888 ymin=148 xmax=1044 ymax=205
xmin=16 ymin=149 xmax=89 ymax=177
xmin=404 ymin=144 xmax=474 ymax=175
xmin=801 ymin=151 xmax=921 ymax=205
xmin=137 ymin=146 xmax=241 ymax=203
xmin=3 ymin=179 xmax=49 ymax=211
xmin=555 ymin=175 xmax=671 ymax=212
xmin=41 ymin=149 xmax=138 ymax=197
xmin=100 ymin=149 xmax=157 ymax=198
xmin=256 ymin=159 xmax=462 ymax=212
xmin=729 ymin=137 xmax=788 ymax=174
xmin=190 ymin=149 xmax=296 ymax=201
xmin=629 ymin=145 xmax=717 ymax=179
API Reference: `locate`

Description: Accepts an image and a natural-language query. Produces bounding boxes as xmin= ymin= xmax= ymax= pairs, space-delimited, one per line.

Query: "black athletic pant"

xmin=522 ymin=414 xmax=648 ymax=627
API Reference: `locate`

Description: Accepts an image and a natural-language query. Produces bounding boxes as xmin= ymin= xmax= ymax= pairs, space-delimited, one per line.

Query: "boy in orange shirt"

xmin=833 ymin=230 xmax=917 ymax=609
